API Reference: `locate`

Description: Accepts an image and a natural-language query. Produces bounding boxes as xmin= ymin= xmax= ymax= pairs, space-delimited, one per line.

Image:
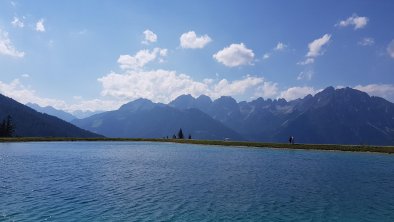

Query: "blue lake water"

xmin=0 ymin=142 xmax=393 ymax=221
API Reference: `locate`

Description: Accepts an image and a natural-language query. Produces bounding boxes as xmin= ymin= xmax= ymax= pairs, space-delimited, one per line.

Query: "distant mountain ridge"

xmin=27 ymin=103 xmax=77 ymax=122
xmin=15 ymin=86 xmax=394 ymax=145
xmin=72 ymin=99 xmax=243 ymax=140
xmin=167 ymin=86 xmax=394 ymax=145
xmin=26 ymin=103 xmax=103 ymax=121
xmin=0 ymin=94 xmax=101 ymax=138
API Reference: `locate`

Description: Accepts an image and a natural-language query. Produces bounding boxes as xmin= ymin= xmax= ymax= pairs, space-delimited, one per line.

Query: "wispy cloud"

xmin=0 ymin=29 xmax=25 ymax=58
xmin=337 ymin=14 xmax=368 ymax=30
xmin=274 ymin=42 xmax=287 ymax=51
xmin=180 ymin=31 xmax=211 ymax=49
xmin=213 ymin=43 xmax=254 ymax=67
xmin=299 ymin=34 xmax=331 ymax=65
xmin=263 ymin=42 xmax=287 ymax=60
xmin=11 ymin=17 xmax=24 ymax=28
xmin=358 ymin=37 xmax=374 ymax=46
xmin=387 ymin=40 xmax=394 ymax=59
xmin=297 ymin=69 xmax=314 ymax=81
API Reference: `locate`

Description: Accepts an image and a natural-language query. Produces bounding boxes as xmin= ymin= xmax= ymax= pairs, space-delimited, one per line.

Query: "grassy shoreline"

xmin=0 ymin=137 xmax=393 ymax=154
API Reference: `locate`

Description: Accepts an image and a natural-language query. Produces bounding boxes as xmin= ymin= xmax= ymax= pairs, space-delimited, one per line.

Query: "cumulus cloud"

xmin=0 ymin=29 xmax=25 ymax=58
xmin=0 ymin=79 xmax=124 ymax=112
xmin=11 ymin=17 xmax=24 ymax=28
xmin=0 ymin=79 xmax=65 ymax=108
xmin=117 ymin=48 xmax=167 ymax=70
xmin=213 ymin=43 xmax=254 ymax=67
xmin=274 ymin=42 xmax=287 ymax=51
xmin=279 ymin=86 xmax=319 ymax=101
xmin=142 ymin=29 xmax=157 ymax=44
xmin=263 ymin=53 xmax=270 ymax=60
xmin=180 ymin=31 xmax=212 ymax=49
xmin=299 ymin=34 xmax=331 ymax=65
xmin=97 ymin=69 xmax=277 ymax=103
xmin=387 ymin=40 xmax=394 ymax=59
xmin=354 ymin=84 xmax=394 ymax=102
xmin=337 ymin=14 xmax=368 ymax=30
xmin=35 ymin=19 xmax=45 ymax=32
xmin=255 ymin=81 xmax=279 ymax=98
xmin=358 ymin=37 xmax=375 ymax=46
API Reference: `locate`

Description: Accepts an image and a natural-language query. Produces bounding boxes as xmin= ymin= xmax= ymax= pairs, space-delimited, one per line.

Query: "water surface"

xmin=1 ymin=142 xmax=393 ymax=221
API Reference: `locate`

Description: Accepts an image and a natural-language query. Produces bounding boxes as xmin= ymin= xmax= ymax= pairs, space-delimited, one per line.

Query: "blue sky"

xmin=1 ymin=0 xmax=394 ymax=112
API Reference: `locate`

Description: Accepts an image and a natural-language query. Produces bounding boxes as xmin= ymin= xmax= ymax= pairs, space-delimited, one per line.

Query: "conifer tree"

xmin=178 ymin=128 xmax=184 ymax=139
xmin=5 ymin=115 xmax=14 ymax=137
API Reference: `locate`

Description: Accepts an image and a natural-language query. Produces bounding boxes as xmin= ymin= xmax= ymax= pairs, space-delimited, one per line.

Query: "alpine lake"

xmin=1 ymin=141 xmax=393 ymax=221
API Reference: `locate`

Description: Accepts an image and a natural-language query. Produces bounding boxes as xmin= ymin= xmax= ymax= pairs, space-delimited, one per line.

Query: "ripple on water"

xmin=0 ymin=142 xmax=394 ymax=221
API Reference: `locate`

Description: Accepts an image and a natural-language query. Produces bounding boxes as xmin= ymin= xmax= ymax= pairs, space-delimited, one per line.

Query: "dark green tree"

xmin=188 ymin=134 xmax=192 ymax=139
xmin=0 ymin=119 xmax=5 ymax=137
xmin=0 ymin=115 xmax=14 ymax=137
xmin=177 ymin=128 xmax=184 ymax=139
xmin=5 ymin=115 xmax=14 ymax=137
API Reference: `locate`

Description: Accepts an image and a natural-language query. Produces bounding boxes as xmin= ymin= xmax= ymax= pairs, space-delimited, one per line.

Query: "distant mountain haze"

xmin=26 ymin=103 xmax=77 ymax=122
xmin=3 ymin=86 xmax=394 ymax=145
xmin=72 ymin=98 xmax=244 ymax=140
xmin=26 ymin=103 xmax=102 ymax=120
xmin=0 ymin=94 xmax=102 ymax=138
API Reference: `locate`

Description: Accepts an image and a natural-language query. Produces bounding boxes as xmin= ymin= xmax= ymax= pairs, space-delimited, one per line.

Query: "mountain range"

xmin=72 ymin=86 xmax=394 ymax=145
xmin=5 ymin=86 xmax=394 ymax=145
xmin=26 ymin=103 xmax=102 ymax=121
xmin=0 ymin=94 xmax=101 ymax=138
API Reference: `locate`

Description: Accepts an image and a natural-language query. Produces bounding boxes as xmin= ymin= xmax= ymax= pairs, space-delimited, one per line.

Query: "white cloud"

xmin=297 ymin=70 xmax=314 ymax=81
xmin=35 ymin=19 xmax=45 ymax=32
xmin=0 ymin=29 xmax=25 ymax=58
xmin=263 ymin=53 xmax=270 ymax=60
xmin=211 ymin=76 xmax=264 ymax=98
xmin=213 ymin=43 xmax=254 ymax=67
xmin=387 ymin=40 xmax=394 ymax=59
xmin=306 ymin=34 xmax=331 ymax=57
xmin=0 ymin=79 xmax=65 ymax=108
xmin=21 ymin=74 xmax=29 ymax=78
xmin=0 ymin=79 xmax=124 ymax=112
xmin=180 ymin=31 xmax=212 ymax=49
xmin=354 ymin=84 xmax=394 ymax=102
xmin=274 ymin=42 xmax=287 ymax=51
xmin=98 ymin=69 xmax=276 ymax=103
xmin=117 ymin=48 xmax=167 ymax=70
xmin=11 ymin=17 xmax=24 ymax=28
xmin=358 ymin=37 xmax=375 ymax=46
xmin=255 ymin=81 xmax=279 ymax=98
xmin=142 ymin=29 xmax=157 ymax=44
xmin=298 ymin=58 xmax=314 ymax=65
xmin=337 ymin=14 xmax=368 ymax=30
xmin=299 ymin=34 xmax=331 ymax=65
xmin=279 ymin=86 xmax=319 ymax=101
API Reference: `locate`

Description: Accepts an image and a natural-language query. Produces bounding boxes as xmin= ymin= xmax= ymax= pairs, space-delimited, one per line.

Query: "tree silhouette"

xmin=0 ymin=115 xmax=14 ymax=137
xmin=177 ymin=128 xmax=184 ymax=139
xmin=188 ymin=134 xmax=192 ymax=139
